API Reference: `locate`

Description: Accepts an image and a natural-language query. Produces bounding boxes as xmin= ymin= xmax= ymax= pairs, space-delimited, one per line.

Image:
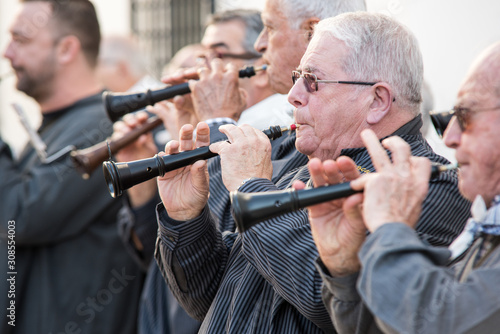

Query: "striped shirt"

xmin=155 ymin=116 xmax=471 ymax=333
xmin=127 ymin=120 xmax=308 ymax=334
xmin=207 ymin=124 xmax=308 ymax=233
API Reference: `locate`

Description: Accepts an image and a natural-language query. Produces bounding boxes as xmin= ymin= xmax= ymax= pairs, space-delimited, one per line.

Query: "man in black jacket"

xmin=0 ymin=1 xmax=143 ymax=333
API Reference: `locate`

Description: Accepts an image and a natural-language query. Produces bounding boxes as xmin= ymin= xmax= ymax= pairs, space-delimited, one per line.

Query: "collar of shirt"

xmin=340 ymin=115 xmax=423 ymax=159
xmin=38 ymin=92 xmax=105 ymax=134
xmin=449 ymin=195 xmax=500 ymax=259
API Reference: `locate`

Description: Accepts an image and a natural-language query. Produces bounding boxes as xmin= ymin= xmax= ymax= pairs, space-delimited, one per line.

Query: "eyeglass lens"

xmin=453 ymin=108 xmax=468 ymax=131
xmin=292 ymin=71 xmax=316 ymax=92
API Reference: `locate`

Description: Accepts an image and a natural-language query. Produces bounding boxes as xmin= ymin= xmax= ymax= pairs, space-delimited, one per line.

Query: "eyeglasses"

xmin=198 ymin=50 xmax=261 ymax=62
xmin=291 ymin=70 xmax=378 ymax=92
xmin=450 ymin=105 xmax=500 ymax=131
xmin=429 ymin=110 xmax=454 ymax=137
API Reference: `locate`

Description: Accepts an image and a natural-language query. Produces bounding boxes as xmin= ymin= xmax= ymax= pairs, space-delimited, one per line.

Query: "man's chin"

xmin=458 ymin=175 xmax=478 ymax=203
xmin=14 ymin=76 xmax=36 ymax=96
xmin=16 ymin=83 xmax=31 ymax=96
xmin=295 ymin=139 xmax=314 ymax=158
xmin=266 ymin=70 xmax=289 ymax=95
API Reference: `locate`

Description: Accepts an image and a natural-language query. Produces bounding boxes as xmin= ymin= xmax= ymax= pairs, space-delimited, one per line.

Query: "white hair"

xmin=313 ymin=12 xmax=423 ymax=113
xmin=278 ymin=0 xmax=366 ymax=29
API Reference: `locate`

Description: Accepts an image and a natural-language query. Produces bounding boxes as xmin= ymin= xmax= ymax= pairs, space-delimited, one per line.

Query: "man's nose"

xmin=254 ymin=29 xmax=267 ymax=54
xmin=443 ymin=117 xmax=462 ymax=149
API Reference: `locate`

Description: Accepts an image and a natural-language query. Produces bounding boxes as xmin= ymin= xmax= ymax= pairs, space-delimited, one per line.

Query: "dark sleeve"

xmin=203 ymin=120 xmax=237 ymax=232
xmin=317 ymin=174 xmax=471 ymax=334
xmin=0 ymin=131 xmax=121 ymax=245
xmin=0 ymin=138 xmax=13 ymax=159
xmin=414 ymin=174 xmax=472 ymax=247
xmin=357 ymin=223 xmax=500 ymax=334
xmin=154 ymin=203 xmax=232 ymax=321
xmin=138 ymin=261 xmax=202 ymax=334
xmin=117 ymin=194 xmax=161 ymax=271
xmin=236 ymin=178 xmax=336 ymax=333
xmin=206 ymin=155 xmax=234 ymax=232
xmin=316 ymin=259 xmax=381 ymax=334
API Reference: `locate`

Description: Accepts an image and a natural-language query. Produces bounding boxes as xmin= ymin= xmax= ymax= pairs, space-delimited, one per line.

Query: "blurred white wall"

xmin=215 ymin=0 xmax=265 ymax=11
xmin=368 ymin=0 xmax=500 ymax=110
xmin=1 ymin=0 xmax=499 ymax=155
xmin=0 ymin=0 xmax=130 ymax=156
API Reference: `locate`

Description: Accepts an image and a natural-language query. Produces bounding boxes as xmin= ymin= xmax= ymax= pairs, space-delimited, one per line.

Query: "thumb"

xmin=350 ymin=174 xmax=371 ymax=191
xmin=191 ymin=160 xmax=208 ymax=185
xmin=209 ymin=141 xmax=229 ymax=154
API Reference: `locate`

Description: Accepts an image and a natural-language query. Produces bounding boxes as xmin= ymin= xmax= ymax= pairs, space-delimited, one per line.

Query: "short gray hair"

xmin=205 ymin=9 xmax=263 ymax=58
xmin=278 ymin=0 xmax=366 ymax=29
xmin=313 ymin=12 xmax=423 ymax=113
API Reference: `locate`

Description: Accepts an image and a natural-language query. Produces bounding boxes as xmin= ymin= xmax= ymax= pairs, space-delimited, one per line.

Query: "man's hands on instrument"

xmin=293 ymin=157 xmax=367 ymax=277
xmin=210 ymin=124 xmax=273 ymax=192
xmin=160 ymin=67 xmax=200 ymax=130
xmin=113 ymin=111 xmax=158 ymax=207
xmin=298 ymin=129 xmax=432 ymax=277
xmin=189 ymin=59 xmax=247 ymax=121
xmin=157 ymin=122 xmax=210 ymax=221
xmin=161 ymin=59 xmax=247 ymax=122
xmin=350 ymin=129 xmax=431 ymax=232
xmin=112 ymin=111 xmax=158 ymax=161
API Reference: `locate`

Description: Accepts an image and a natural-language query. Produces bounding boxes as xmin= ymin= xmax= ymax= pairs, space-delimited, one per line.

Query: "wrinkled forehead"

xmin=299 ymin=34 xmax=347 ymax=74
xmin=457 ymin=48 xmax=500 ymax=107
xmin=262 ymin=0 xmax=289 ymax=27
xmin=457 ymin=69 xmax=500 ymax=108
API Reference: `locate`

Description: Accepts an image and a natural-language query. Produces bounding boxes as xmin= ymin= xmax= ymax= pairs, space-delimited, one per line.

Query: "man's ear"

xmin=300 ymin=17 xmax=320 ymax=41
xmin=56 ymin=35 xmax=81 ymax=65
xmin=366 ymin=83 xmax=394 ymax=124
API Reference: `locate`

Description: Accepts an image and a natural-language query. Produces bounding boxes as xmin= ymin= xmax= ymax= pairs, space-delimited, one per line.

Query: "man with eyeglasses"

xmin=111 ymin=8 xmax=309 ymax=334
xmin=199 ymin=9 xmax=296 ymax=129
xmin=164 ymin=9 xmax=295 ymax=133
xmin=153 ymin=9 xmax=471 ymax=334
xmin=303 ymin=40 xmax=500 ymax=333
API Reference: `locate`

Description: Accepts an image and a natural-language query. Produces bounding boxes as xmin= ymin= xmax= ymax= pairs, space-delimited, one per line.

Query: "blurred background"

xmin=1 ymin=0 xmax=499 ymax=155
